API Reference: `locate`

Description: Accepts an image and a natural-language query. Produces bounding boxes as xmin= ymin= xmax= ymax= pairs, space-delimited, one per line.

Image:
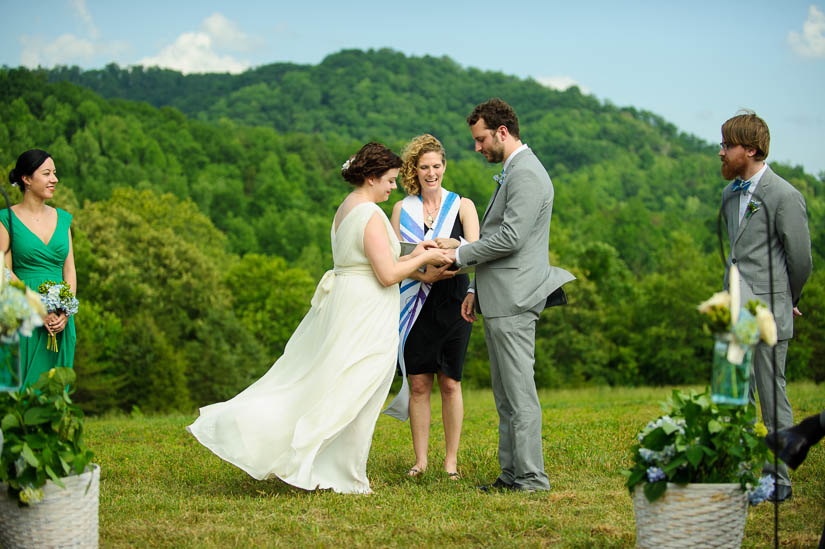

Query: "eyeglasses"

xmin=719 ymin=142 xmax=740 ymax=151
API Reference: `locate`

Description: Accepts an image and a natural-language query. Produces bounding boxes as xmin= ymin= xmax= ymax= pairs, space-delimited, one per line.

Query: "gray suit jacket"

xmin=722 ymin=165 xmax=812 ymax=340
xmin=460 ymin=148 xmax=575 ymax=318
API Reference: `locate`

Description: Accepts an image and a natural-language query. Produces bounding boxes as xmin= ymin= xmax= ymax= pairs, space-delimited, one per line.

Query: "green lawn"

xmin=87 ymin=383 xmax=824 ymax=547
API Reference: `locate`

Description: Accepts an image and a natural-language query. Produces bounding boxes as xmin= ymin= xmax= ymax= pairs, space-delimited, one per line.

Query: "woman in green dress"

xmin=1 ymin=149 xmax=77 ymax=388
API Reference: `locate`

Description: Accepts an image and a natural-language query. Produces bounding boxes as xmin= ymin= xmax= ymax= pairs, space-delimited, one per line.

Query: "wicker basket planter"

xmin=0 ymin=463 xmax=100 ymax=548
xmin=632 ymin=482 xmax=747 ymax=548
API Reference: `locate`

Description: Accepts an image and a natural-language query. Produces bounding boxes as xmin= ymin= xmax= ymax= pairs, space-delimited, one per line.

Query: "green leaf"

xmin=707 ymin=419 xmax=723 ymax=433
xmin=1 ymin=413 xmax=20 ymax=430
xmin=686 ymin=445 xmax=703 ymax=467
xmin=663 ymin=455 xmax=687 ymax=474
xmin=21 ymin=443 xmax=40 ymax=467
xmin=627 ymin=468 xmax=645 ymax=489
xmin=23 ymin=407 xmax=53 ymax=426
xmin=44 ymin=464 xmax=66 ymax=489
xmin=643 ymin=480 xmax=667 ymax=502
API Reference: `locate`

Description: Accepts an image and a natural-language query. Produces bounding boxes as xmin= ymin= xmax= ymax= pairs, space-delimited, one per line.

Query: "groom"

xmin=719 ymin=111 xmax=812 ymax=503
xmin=447 ymin=98 xmax=574 ymax=492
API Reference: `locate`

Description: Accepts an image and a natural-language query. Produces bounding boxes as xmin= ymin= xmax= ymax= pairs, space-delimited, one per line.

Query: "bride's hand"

xmin=434 ymin=237 xmax=460 ymax=250
xmin=411 ymin=240 xmax=439 ymax=256
xmin=424 ymin=248 xmax=453 ymax=267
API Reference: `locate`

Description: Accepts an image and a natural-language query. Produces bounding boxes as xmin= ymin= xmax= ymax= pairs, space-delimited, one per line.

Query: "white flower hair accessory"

xmin=341 ymin=157 xmax=353 ymax=172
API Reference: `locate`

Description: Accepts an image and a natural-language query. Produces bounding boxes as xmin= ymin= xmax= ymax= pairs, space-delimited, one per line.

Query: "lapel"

xmin=480 ymin=149 xmax=529 ymax=225
xmin=733 ymin=166 xmax=773 ymax=247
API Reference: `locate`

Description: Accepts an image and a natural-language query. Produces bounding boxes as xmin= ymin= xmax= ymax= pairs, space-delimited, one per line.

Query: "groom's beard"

xmin=483 ymin=139 xmax=506 ymax=164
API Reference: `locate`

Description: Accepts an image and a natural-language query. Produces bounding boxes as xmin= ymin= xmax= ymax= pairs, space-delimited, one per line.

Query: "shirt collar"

xmin=745 ymin=163 xmax=768 ymax=195
xmin=502 ymin=144 xmax=529 ymax=174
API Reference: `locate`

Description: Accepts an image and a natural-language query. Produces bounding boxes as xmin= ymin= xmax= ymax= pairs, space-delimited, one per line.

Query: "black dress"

xmin=402 ymin=216 xmax=472 ymax=381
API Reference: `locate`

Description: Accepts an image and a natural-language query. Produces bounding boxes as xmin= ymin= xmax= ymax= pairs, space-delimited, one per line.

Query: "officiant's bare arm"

xmin=364 ymin=212 xmax=451 ymax=286
xmin=390 ymin=201 xmax=404 ymax=240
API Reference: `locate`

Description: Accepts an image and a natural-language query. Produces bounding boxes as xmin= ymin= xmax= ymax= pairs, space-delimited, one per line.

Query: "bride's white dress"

xmin=187 ymin=202 xmax=400 ymax=494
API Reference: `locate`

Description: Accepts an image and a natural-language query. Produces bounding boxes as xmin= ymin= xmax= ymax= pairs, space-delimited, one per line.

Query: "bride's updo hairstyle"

xmin=8 ymin=149 xmax=52 ymax=193
xmin=341 ymin=142 xmax=402 ymax=186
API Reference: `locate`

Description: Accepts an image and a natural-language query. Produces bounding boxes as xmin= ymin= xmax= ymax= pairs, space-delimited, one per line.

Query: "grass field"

xmin=87 ymin=383 xmax=824 ymax=547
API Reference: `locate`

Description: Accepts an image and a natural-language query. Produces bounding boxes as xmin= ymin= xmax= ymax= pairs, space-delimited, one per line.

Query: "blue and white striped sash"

xmin=383 ymin=188 xmax=461 ymax=421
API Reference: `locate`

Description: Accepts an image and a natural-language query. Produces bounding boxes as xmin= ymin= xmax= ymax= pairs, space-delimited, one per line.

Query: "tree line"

xmin=0 ymin=50 xmax=822 ymax=413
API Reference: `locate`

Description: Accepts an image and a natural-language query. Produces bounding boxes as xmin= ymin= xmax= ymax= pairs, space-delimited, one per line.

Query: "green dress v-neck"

xmin=0 ymin=207 xmax=76 ymax=388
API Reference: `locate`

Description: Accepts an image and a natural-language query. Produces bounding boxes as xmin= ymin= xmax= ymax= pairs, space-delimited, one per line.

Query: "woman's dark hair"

xmin=341 ymin=142 xmax=402 ymax=186
xmin=8 ymin=149 xmax=52 ymax=192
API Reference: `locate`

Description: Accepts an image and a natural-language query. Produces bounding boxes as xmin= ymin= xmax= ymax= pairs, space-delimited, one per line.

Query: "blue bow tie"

xmin=731 ymin=178 xmax=751 ymax=193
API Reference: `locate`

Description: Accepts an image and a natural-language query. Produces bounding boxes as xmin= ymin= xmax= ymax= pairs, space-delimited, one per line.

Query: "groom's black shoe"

xmin=764 ymin=414 xmax=825 ymax=471
xmin=478 ymin=478 xmax=513 ymax=492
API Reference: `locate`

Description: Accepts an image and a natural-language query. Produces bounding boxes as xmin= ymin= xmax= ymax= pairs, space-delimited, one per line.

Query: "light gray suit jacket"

xmin=460 ymin=148 xmax=575 ymax=318
xmin=723 ymin=165 xmax=812 ymax=340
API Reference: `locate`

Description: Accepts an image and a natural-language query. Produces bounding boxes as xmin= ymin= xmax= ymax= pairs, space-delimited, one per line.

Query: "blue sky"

xmin=2 ymin=1 xmax=824 ymax=176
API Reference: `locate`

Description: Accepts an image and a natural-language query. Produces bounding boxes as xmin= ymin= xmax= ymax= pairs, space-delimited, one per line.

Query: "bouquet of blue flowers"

xmin=37 ymin=280 xmax=78 ymax=352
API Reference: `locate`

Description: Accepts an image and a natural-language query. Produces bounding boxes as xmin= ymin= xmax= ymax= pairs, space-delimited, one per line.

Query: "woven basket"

xmin=0 ymin=463 xmax=100 ymax=548
xmin=632 ymin=482 xmax=747 ymax=548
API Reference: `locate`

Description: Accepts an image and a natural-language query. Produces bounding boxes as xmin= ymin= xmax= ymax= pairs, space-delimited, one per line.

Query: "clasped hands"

xmin=411 ymin=239 xmax=459 ymax=283
xmin=45 ymin=311 xmax=68 ymax=336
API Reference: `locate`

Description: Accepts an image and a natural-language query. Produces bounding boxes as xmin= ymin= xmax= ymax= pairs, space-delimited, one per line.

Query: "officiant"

xmin=386 ymin=134 xmax=479 ymax=480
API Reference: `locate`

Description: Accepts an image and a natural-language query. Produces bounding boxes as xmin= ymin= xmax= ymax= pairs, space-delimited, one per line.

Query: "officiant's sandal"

xmin=445 ymin=471 xmax=461 ymax=481
xmin=406 ymin=467 xmax=425 ymax=477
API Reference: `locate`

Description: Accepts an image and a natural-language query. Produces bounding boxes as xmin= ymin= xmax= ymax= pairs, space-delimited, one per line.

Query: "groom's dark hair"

xmin=467 ymin=98 xmax=520 ymax=139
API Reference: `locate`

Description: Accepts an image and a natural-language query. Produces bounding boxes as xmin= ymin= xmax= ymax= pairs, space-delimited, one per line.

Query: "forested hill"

xmin=1 ymin=49 xmax=823 ymax=414
xmin=46 ymin=48 xmax=712 ymax=171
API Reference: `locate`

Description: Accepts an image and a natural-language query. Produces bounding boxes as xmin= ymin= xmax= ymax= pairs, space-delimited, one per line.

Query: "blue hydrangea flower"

xmin=748 ymin=474 xmax=775 ymax=505
xmin=646 ymin=467 xmax=666 ymax=483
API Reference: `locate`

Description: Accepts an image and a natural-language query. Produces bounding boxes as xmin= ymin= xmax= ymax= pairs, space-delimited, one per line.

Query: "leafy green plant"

xmin=623 ymin=388 xmax=772 ymax=503
xmin=0 ymin=367 xmax=94 ymax=505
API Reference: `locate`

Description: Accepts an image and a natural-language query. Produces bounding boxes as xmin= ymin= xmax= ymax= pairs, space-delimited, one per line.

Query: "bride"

xmin=187 ymin=142 xmax=451 ymax=494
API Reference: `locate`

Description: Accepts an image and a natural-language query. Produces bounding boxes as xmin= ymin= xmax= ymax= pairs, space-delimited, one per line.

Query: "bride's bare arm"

xmin=364 ymin=212 xmax=451 ymax=286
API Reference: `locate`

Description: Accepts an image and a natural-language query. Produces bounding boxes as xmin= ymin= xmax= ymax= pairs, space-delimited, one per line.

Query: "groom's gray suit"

xmin=459 ymin=147 xmax=574 ymax=490
xmin=722 ymin=164 xmax=812 ymax=488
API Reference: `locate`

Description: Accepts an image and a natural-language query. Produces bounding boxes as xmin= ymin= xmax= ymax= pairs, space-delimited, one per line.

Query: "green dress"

xmin=0 ymin=208 xmax=76 ymax=388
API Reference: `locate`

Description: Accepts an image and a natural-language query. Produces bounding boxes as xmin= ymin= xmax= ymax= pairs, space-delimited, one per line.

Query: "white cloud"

xmin=788 ymin=5 xmax=825 ymax=58
xmin=536 ymin=76 xmax=591 ymax=95
xmin=21 ymin=33 xmax=96 ymax=67
xmin=201 ymin=13 xmax=254 ymax=52
xmin=70 ymin=0 xmax=99 ymax=39
xmin=138 ymin=32 xmax=249 ymax=74
xmin=137 ymin=13 xmax=251 ymax=74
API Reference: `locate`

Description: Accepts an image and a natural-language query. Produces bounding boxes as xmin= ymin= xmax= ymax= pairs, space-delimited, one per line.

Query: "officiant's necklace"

xmin=423 ymin=200 xmax=441 ymax=226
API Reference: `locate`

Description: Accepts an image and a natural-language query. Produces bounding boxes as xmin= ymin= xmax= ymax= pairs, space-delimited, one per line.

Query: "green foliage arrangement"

xmin=0 ymin=367 xmax=94 ymax=505
xmin=623 ymin=388 xmax=772 ymax=503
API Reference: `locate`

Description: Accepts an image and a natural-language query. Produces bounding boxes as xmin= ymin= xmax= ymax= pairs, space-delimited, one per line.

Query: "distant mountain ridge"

xmin=46 ymin=48 xmax=713 ymax=170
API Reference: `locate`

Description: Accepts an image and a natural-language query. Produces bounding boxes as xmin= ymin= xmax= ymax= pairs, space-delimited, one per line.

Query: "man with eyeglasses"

xmin=718 ymin=110 xmax=812 ymax=503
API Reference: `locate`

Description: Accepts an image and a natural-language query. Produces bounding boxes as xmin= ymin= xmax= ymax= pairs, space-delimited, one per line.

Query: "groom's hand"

xmin=461 ymin=293 xmax=477 ymax=323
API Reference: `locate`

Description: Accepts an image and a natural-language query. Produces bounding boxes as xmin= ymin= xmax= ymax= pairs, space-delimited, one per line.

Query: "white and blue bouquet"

xmin=37 ymin=280 xmax=78 ymax=352
xmin=0 ymin=263 xmax=45 ymax=344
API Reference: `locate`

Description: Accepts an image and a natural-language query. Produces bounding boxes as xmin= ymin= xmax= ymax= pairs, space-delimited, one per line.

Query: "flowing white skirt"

xmin=187 ymin=269 xmax=399 ymax=494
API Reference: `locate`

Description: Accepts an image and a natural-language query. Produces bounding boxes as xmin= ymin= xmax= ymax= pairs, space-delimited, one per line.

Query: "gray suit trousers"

xmin=749 ymin=339 xmax=793 ymax=486
xmin=483 ymin=299 xmax=550 ymax=491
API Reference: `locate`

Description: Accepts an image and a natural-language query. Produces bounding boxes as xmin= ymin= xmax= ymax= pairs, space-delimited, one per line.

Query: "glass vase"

xmin=0 ymin=341 xmax=21 ymax=392
xmin=710 ymin=335 xmax=752 ymax=406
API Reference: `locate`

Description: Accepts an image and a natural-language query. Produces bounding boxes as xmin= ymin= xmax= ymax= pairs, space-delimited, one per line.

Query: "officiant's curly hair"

xmin=467 ymin=98 xmax=520 ymax=138
xmin=341 ymin=142 xmax=402 ymax=185
xmin=721 ymin=110 xmax=770 ymax=161
xmin=399 ymin=134 xmax=446 ymax=196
